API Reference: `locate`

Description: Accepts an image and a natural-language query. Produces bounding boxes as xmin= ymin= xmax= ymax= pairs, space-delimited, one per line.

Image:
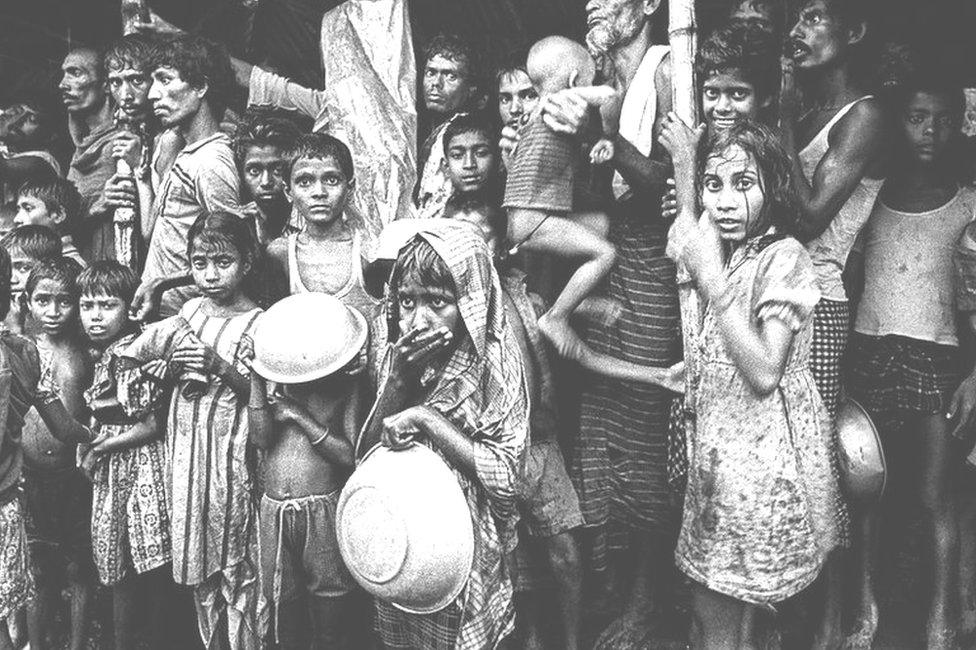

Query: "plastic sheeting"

xmin=319 ymin=0 xmax=417 ymax=249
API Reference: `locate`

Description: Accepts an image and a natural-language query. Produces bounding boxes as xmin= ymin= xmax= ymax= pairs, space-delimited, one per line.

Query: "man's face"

xmin=59 ymin=50 xmax=105 ymax=115
xmin=0 ymin=104 xmax=49 ymax=149
xmin=585 ymin=0 xmax=659 ymax=55
xmin=702 ymin=71 xmax=762 ymax=132
xmin=497 ymin=70 xmax=539 ymax=127
xmin=241 ymin=144 xmax=287 ymax=206
xmin=788 ymin=0 xmax=857 ymax=71
xmin=148 ymin=66 xmax=203 ymax=128
xmin=14 ymin=195 xmax=58 ymax=229
xmin=286 ymin=156 xmax=354 ymax=227
xmin=423 ymin=54 xmax=475 ymax=115
xmin=107 ymin=62 xmax=151 ymax=120
xmin=443 ymin=131 xmax=497 ymax=195
xmin=900 ymin=91 xmax=960 ymax=168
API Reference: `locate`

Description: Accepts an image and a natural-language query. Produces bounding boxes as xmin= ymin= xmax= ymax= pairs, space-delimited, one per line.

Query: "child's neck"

xmin=200 ymin=288 xmax=254 ymax=316
xmin=36 ymin=328 xmax=71 ymax=348
xmin=302 ymin=216 xmax=351 ymax=241
xmin=884 ymin=163 xmax=958 ymax=209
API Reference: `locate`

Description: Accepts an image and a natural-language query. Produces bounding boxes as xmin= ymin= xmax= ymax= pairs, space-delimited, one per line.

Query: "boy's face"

xmin=443 ymin=131 xmax=497 ymax=195
xmin=148 ymin=66 xmax=204 ymax=128
xmin=901 ymin=91 xmax=960 ymax=167
xmin=107 ymin=63 xmax=152 ymax=120
xmin=14 ymin=195 xmax=59 ymax=229
xmin=702 ymin=71 xmax=762 ymax=131
xmin=788 ymin=0 xmax=856 ymax=71
xmin=423 ymin=54 xmax=475 ymax=115
xmin=286 ymin=156 xmax=353 ymax=227
xmin=241 ymin=144 xmax=288 ymax=206
xmin=79 ymin=292 xmax=128 ymax=345
xmin=60 ymin=50 xmax=104 ymax=115
xmin=397 ymin=274 xmax=461 ymax=363
xmin=28 ymin=278 xmax=76 ymax=337
xmin=730 ymin=0 xmax=776 ymax=30
xmin=190 ymin=240 xmax=249 ymax=304
xmin=701 ymin=144 xmax=767 ymax=242
xmin=8 ymin=249 xmax=37 ymax=296
xmin=497 ymin=70 xmax=539 ymax=126
xmin=451 ymin=208 xmax=499 ymax=256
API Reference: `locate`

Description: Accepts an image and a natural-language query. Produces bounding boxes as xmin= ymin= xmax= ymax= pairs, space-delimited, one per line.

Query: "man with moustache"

xmin=61 ymin=46 xmax=124 ymax=261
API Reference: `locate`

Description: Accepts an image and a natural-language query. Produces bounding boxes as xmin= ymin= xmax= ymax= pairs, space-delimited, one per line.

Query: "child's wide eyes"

xmin=703 ymin=178 xmax=722 ymax=192
xmin=734 ymin=177 xmax=755 ymax=191
xmin=430 ymin=296 xmax=448 ymax=309
xmin=399 ymin=296 xmax=415 ymax=309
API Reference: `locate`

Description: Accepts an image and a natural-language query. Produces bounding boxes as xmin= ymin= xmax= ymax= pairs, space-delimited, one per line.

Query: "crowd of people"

xmin=0 ymin=0 xmax=975 ymax=648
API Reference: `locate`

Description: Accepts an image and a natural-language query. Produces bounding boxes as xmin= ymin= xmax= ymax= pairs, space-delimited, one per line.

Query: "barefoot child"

xmin=122 ymin=212 xmax=267 ymax=648
xmin=20 ymin=258 xmax=95 ymax=650
xmin=503 ymin=35 xmax=618 ymax=358
xmin=241 ymin=293 xmax=364 ymax=649
xmin=78 ymin=261 xmax=171 ymax=650
xmin=14 ymin=178 xmax=86 ymax=267
xmin=667 ymin=121 xmax=844 ymax=648
xmin=360 ymin=223 xmax=528 ymax=649
xmin=447 ymin=196 xmax=584 ymax=650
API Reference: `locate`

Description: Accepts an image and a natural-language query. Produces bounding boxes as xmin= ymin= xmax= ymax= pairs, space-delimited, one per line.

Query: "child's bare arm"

xmin=35 ymin=399 xmax=92 ymax=444
xmin=578 ymin=349 xmax=684 ymax=393
xmin=90 ymin=411 xmax=161 ymax=456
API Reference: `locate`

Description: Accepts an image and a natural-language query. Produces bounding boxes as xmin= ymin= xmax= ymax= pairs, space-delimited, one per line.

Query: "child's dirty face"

xmin=702 ymin=71 xmax=761 ymax=132
xmin=397 ymin=276 xmax=461 ymax=349
xmin=286 ymin=156 xmax=353 ymax=227
xmin=28 ymin=278 xmax=76 ymax=336
xmin=8 ymin=249 xmax=37 ymax=295
xmin=14 ymin=195 xmax=57 ymax=229
xmin=79 ymin=293 xmax=128 ymax=344
xmin=190 ymin=240 xmax=249 ymax=304
xmin=497 ymin=70 xmax=539 ymax=126
xmin=444 ymin=131 xmax=497 ymax=195
xmin=900 ymin=91 xmax=960 ymax=167
xmin=701 ymin=144 xmax=767 ymax=242
xmin=241 ymin=144 xmax=287 ymax=205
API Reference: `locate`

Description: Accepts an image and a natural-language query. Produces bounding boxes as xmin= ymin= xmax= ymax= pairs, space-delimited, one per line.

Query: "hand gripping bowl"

xmin=835 ymin=398 xmax=887 ymax=504
xmin=337 ymin=443 xmax=474 ymax=614
xmin=250 ymin=293 xmax=367 ymax=384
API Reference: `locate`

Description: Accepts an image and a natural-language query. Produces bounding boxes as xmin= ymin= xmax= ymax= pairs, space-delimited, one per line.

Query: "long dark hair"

xmin=697 ymin=120 xmax=801 ymax=239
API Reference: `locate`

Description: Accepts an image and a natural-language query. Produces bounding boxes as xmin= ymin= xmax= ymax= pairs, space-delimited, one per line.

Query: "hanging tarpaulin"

xmin=319 ymin=0 xmax=418 ymax=250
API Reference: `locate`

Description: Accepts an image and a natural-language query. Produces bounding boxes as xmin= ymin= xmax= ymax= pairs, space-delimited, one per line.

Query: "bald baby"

xmin=527 ymin=36 xmax=597 ymax=94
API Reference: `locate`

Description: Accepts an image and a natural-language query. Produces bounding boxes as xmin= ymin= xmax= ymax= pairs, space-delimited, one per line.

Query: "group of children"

xmin=2 ymin=0 xmax=976 ymax=649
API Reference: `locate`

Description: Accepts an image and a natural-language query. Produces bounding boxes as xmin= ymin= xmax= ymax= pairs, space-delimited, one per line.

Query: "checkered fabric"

xmin=811 ymin=299 xmax=850 ymax=419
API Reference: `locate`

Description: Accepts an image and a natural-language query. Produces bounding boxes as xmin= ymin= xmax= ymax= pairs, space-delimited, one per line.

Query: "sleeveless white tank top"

xmin=286 ymin=230 xmax=380 ymax=320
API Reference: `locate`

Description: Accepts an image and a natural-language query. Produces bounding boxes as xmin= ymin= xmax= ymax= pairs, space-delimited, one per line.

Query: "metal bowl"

xmin=337 ymin=443 xmax=474 ymax=614
xmin=835 ymin=398 xmax=887 ymax=504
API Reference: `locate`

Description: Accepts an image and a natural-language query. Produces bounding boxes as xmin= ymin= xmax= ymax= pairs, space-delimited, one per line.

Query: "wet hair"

xmin=284 ymin=133 xmax=354 ymax=185
xmin=0 ymin=248 xmax=11 ymax=319
xmin=442 ymin=113 xmax=498 ymax=158
xmin=390 ymin=237 xmax=455 ymax=301
xmin=104 ymin=33 xmax=157 ymax=75
xmin=425 ymin=33 xmax=481 ymax=89
xmin=186 ymin=211 xmax=258 ymax=270
xmin=697 ymin=21 xmax=779 ymax=102
xmin=77 ymin=260 xmax=140 ymax=304
xmin=494 ymin=46 xmax=529 ymax=84
xmin=697 ymin=120 xmax=801 ymax=238
xmin=233 ymin=112 xmax=302 ymax=173
xmin=24 ymin=256 xmax=82 ymax=300
xmin=149 ymin=33 xmax=235 ymax=118
xmin=1 ymin=225 xmax=62 ymax=260
xmin=443 ymin=194 xmax=507 ymax=242
xmin=16 ymin=177 xmax=82 ymax=237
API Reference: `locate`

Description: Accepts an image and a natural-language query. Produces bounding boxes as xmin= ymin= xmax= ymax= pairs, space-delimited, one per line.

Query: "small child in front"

xmin=78 ymin=261 xmax=171 ymax=650
xmin=503 ymin=35 xmax=618 ymax=358
xmin=239 ymin=294 xmax=364 ymax=649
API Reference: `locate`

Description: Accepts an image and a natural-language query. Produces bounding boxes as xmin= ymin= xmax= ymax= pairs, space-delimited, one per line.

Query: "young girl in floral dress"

xmin=661 ymin=118 xmax=845 ymax=648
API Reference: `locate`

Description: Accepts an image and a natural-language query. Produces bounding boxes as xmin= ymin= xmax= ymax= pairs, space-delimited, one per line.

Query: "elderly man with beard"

xmin=60 ymin=46 xmax=125 ymax=262
xmin=517 ymin=1 xmax=682 ymax=648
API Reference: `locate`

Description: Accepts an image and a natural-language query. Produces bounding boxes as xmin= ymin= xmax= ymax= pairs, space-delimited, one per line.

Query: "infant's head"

xmin=526 ymin=36 xmax=596 ymax=95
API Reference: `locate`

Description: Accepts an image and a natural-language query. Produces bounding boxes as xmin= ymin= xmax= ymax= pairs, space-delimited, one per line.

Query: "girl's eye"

xmin=326 ymin=177 xmax=340 ymax=186
xmin=703 ymin=89 xmax=718 ymax=99
xmin=703 ymin=179 xmax=721 ymax=191
xmin=735 ymin=178 xmax=755 ymax=191
xmin=297 ymin=179 xmax=311 ymax=187
xmin=399 ymin=297 xmax=415 ymax=309
xmin=431 ymin=297 xmax=447 ymax=308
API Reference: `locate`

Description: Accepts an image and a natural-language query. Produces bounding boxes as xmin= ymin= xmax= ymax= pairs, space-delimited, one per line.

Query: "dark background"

xmin=2 ymin=0 xmax=974 ymax=99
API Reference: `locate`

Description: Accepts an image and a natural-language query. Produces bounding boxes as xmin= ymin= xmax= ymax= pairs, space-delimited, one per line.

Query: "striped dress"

xmin=123 ymin=298 xmax=262 ymax=586
xmin=572 ymin=217 xmax=682 ymax=568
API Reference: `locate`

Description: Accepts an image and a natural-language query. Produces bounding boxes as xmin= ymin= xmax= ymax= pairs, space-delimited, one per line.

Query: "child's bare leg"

xmin=958 ymin=480 xmax=976 ymax=638
xmin=308 ymin=595 xmax=353 ymax=650
xmin=546 ymin=531 xmax=582 ymax=650
xmin=66 ymin=560 xmax=91 ymax=650
xmin=575 ymin=210 xmax=610 ymax=238
xmin=27 ymin=574 xmax=55 ymax=650
xmin=113 ymin=575 xmax=138 ymax=650
xmin=920 ymin=412 xmax=959 ymax=648
xmin=846 ymin=505 xmax=880 ymax=650
xmin=0 ymin=620 xmax=13 ymax=650
xmin=811 ymin=550 xmax=845 ymax=650
xmin=690 ymin=583 xmax=746 ymax=650
xmin=508 ymin=209 xmax=615 ymax=358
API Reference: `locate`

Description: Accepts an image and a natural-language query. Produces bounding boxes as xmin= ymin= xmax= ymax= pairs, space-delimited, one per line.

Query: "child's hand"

xmin=103 ymin=173 xmax=137 ymax=209
xmin=237 ymin=334 xmax=255 ymax=370
xmin=661 ymin=178 xmax=678 ymax=219
xmin=111 ymin=132 xmax=142 ymax=170
xmin=140 ymin=359 xmax=168 ymax=381
xmin=390 ymin=327 xmax=454 ymax=380
xmin=381 ymin=406 xmax=426 ymax=451
xmin=659 ymin=112 xmax=706 ymax=170
xmin=271 ymin=392 xmax=306 ymax=425
xmin=172 ymin=339 xmax=220 ymax=376
xmin=78 ymin=446 xmax=98 ymax=481
xmin=590 ymin=139 xmax=616 ymax=165
xmin=90 ymin=431 xmax=115 ymax=456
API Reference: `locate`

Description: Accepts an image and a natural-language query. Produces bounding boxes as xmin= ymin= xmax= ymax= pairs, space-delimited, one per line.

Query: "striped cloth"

xmin=572 ymin=219 xmax=682 ymax=569
xmin=373 ymin=224 xmax=528 ymax=650
xmin=503 ymin=112 xmax=575 ymax=213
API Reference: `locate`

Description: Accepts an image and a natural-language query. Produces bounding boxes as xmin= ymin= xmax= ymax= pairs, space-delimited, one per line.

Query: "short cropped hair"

xmin=697 ymin=21 xmax=780 ymax=100
xmin=284 ymin=133 xmax=355 ymax=185
xmin=149 ymin=33 xmax=235 ymax=118
xmin=233 ymin=112 xmax=302 ymax=172
xmin=442 ymin=112 xmax=498 ymax=157
xmin=25 ymin=256 xmax=82 ymax=300
xmin=1 ymin=225 xmax=62 ymax=260
xmin=425 ymin=33 xmax=481 ymax=88
xmin=104 ymin=33 xmax=157 ymax=75
xmin=77 ymin=260 xmax=140 ymax=304
xmin=16 ymin=178 xmax=83 ymax=237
